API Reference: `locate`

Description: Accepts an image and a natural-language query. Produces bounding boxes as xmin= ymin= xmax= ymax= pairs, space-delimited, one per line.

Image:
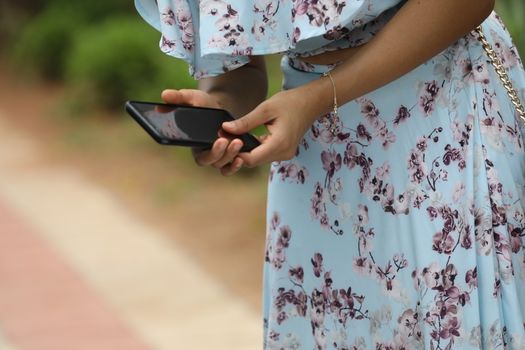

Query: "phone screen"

xmin=131 ymin=102 xmax=231 ymax=144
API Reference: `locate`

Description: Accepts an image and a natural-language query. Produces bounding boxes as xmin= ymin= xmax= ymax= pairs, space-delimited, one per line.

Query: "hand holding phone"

xmin=125 ymin=100 xmax=261 ymax=152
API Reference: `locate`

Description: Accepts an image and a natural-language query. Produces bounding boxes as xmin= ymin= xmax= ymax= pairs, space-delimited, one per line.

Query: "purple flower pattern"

xmin=264 ymin=11 xmax=525 ymax=350
xmin=138 ymin=0 xmax=406 ymax=78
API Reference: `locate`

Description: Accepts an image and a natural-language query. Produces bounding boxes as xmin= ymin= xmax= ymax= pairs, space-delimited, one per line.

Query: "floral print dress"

xmin=135 ymin=1 xmax=525 ymax=348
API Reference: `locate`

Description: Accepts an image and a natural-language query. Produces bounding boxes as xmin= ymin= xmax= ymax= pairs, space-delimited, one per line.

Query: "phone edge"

xmin=124 ymin=101 xmax=213 ymax=148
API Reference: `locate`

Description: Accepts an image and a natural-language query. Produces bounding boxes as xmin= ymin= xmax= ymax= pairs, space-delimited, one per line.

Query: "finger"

xmin=237 ymin=138 xmax=278 ymax=168
xmin=161 ymin=89 xmax=184 ymax=104
xmin=217 ymin=128 xmax=238 ymax=142
xmin=194 ymin=138 xmax=229 ymax=166
xmin=222 ymin=103 xmax=271 ymax=135
xmin=161 ymin=89 xmax=207 ymax=107
xmin=213 ymin=139 xmax=243 ymax=168
xmin=220 ymin=157 xmax=244 ymax=176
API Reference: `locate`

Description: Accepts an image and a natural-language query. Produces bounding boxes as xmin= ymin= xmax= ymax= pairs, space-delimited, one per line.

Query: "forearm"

xmin=198 ymin=59 xmax=268 ymax=118
xmin=302 ymin=0 xmax=495 ymax=119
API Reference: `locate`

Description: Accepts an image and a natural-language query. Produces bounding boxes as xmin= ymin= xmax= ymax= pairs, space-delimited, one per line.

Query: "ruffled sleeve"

xmin=135 ymin=0 xmax=405 ymax=79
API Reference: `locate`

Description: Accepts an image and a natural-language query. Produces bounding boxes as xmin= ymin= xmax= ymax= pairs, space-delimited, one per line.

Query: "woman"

xmin=135 ymin=0 xmax=525 ymax=348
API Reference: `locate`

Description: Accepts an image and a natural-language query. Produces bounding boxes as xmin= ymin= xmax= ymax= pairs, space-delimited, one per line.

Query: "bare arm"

xmin=303 ymin=0 xmax=496 ymax=118
xmin=197 ymin=56 xmax=268 ymax=118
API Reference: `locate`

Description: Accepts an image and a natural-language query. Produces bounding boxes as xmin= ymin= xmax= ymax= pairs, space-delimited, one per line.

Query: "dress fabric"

xmin=265 ymin=15 xmax=525 ymax=348
xmin=134 ymin=0 xmax=406 ymax=78
xmin=135 ymin=1 xmax=525 ymax=348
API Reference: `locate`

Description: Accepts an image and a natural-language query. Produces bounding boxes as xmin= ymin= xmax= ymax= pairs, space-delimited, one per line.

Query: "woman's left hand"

xmin=222 ymin=86 xmax=322 ymax=169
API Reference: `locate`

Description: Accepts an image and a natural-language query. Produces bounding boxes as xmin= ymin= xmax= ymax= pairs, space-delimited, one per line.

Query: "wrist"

xmin=297 ymin=76 xmax=335 ymax=123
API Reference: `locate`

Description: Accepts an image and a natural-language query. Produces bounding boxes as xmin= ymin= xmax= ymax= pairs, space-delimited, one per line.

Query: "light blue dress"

xmin=136 ymin=1 xmax=525 ymax=348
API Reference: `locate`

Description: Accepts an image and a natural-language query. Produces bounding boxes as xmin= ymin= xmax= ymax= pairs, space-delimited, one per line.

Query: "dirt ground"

xmin=0 ymin=62 xmax=268 ymax=310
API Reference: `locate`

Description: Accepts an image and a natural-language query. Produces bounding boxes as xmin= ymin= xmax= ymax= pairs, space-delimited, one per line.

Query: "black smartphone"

xmin=125 ymin=100 xmax=261 ymax=152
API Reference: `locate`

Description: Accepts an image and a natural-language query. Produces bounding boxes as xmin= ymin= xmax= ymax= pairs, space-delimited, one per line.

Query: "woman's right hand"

xmin=161 ymin=89 xmax=244 ymax=176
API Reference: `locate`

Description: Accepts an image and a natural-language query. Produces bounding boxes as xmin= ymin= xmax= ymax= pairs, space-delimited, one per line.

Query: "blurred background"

xmin=0 ymin=1 xmax=523 ymax=349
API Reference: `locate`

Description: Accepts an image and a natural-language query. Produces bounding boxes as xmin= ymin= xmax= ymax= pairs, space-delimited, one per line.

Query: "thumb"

xmin=222 ymin=104 xmax=271 ymax=135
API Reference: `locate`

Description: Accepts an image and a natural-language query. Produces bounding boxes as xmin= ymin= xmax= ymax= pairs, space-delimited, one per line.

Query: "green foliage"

xmin=265 ymin=54 xmax=284 ymax=98
xmin=496 ymin=0 xmax=525 ymax=56
xmin=9 ymin=0 xmax=136 ymax=80
xmin=65 ymin=17 xmax=196 ymax=111
xmin=47 ymin=0 xmax=135 ymax=18
xmin=11 ymin=6 xmax=80 ymax=80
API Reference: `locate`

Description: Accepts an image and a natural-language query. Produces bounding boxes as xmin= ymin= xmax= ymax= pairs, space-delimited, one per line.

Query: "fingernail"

xmin=223 ymin=121 xmax=235 ymax=129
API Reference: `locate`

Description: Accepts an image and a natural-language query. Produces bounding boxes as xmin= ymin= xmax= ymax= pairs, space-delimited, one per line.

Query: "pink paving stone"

xmin=0 ymin=198 xmax=152 ymax=350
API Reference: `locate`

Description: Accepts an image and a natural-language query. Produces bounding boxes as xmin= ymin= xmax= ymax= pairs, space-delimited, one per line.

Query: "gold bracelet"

xmin=321 ymin=70 xmax=338 ymax=135
xmin=322 ymin=70 xmax=338 ymax=115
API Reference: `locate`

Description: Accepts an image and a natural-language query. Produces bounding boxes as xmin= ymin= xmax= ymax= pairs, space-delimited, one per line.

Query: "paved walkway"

xmin=0 ymin=329 xmax=15 ymax=350
xmin=0 ymin=115 xmax=261 ymax=349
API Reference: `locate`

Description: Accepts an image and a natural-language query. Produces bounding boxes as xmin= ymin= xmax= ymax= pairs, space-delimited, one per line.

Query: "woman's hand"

xmin=161 ymin=89 xmax=246 ymax=176
xmin=222 ymin=85 xmax=322 ymax=168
